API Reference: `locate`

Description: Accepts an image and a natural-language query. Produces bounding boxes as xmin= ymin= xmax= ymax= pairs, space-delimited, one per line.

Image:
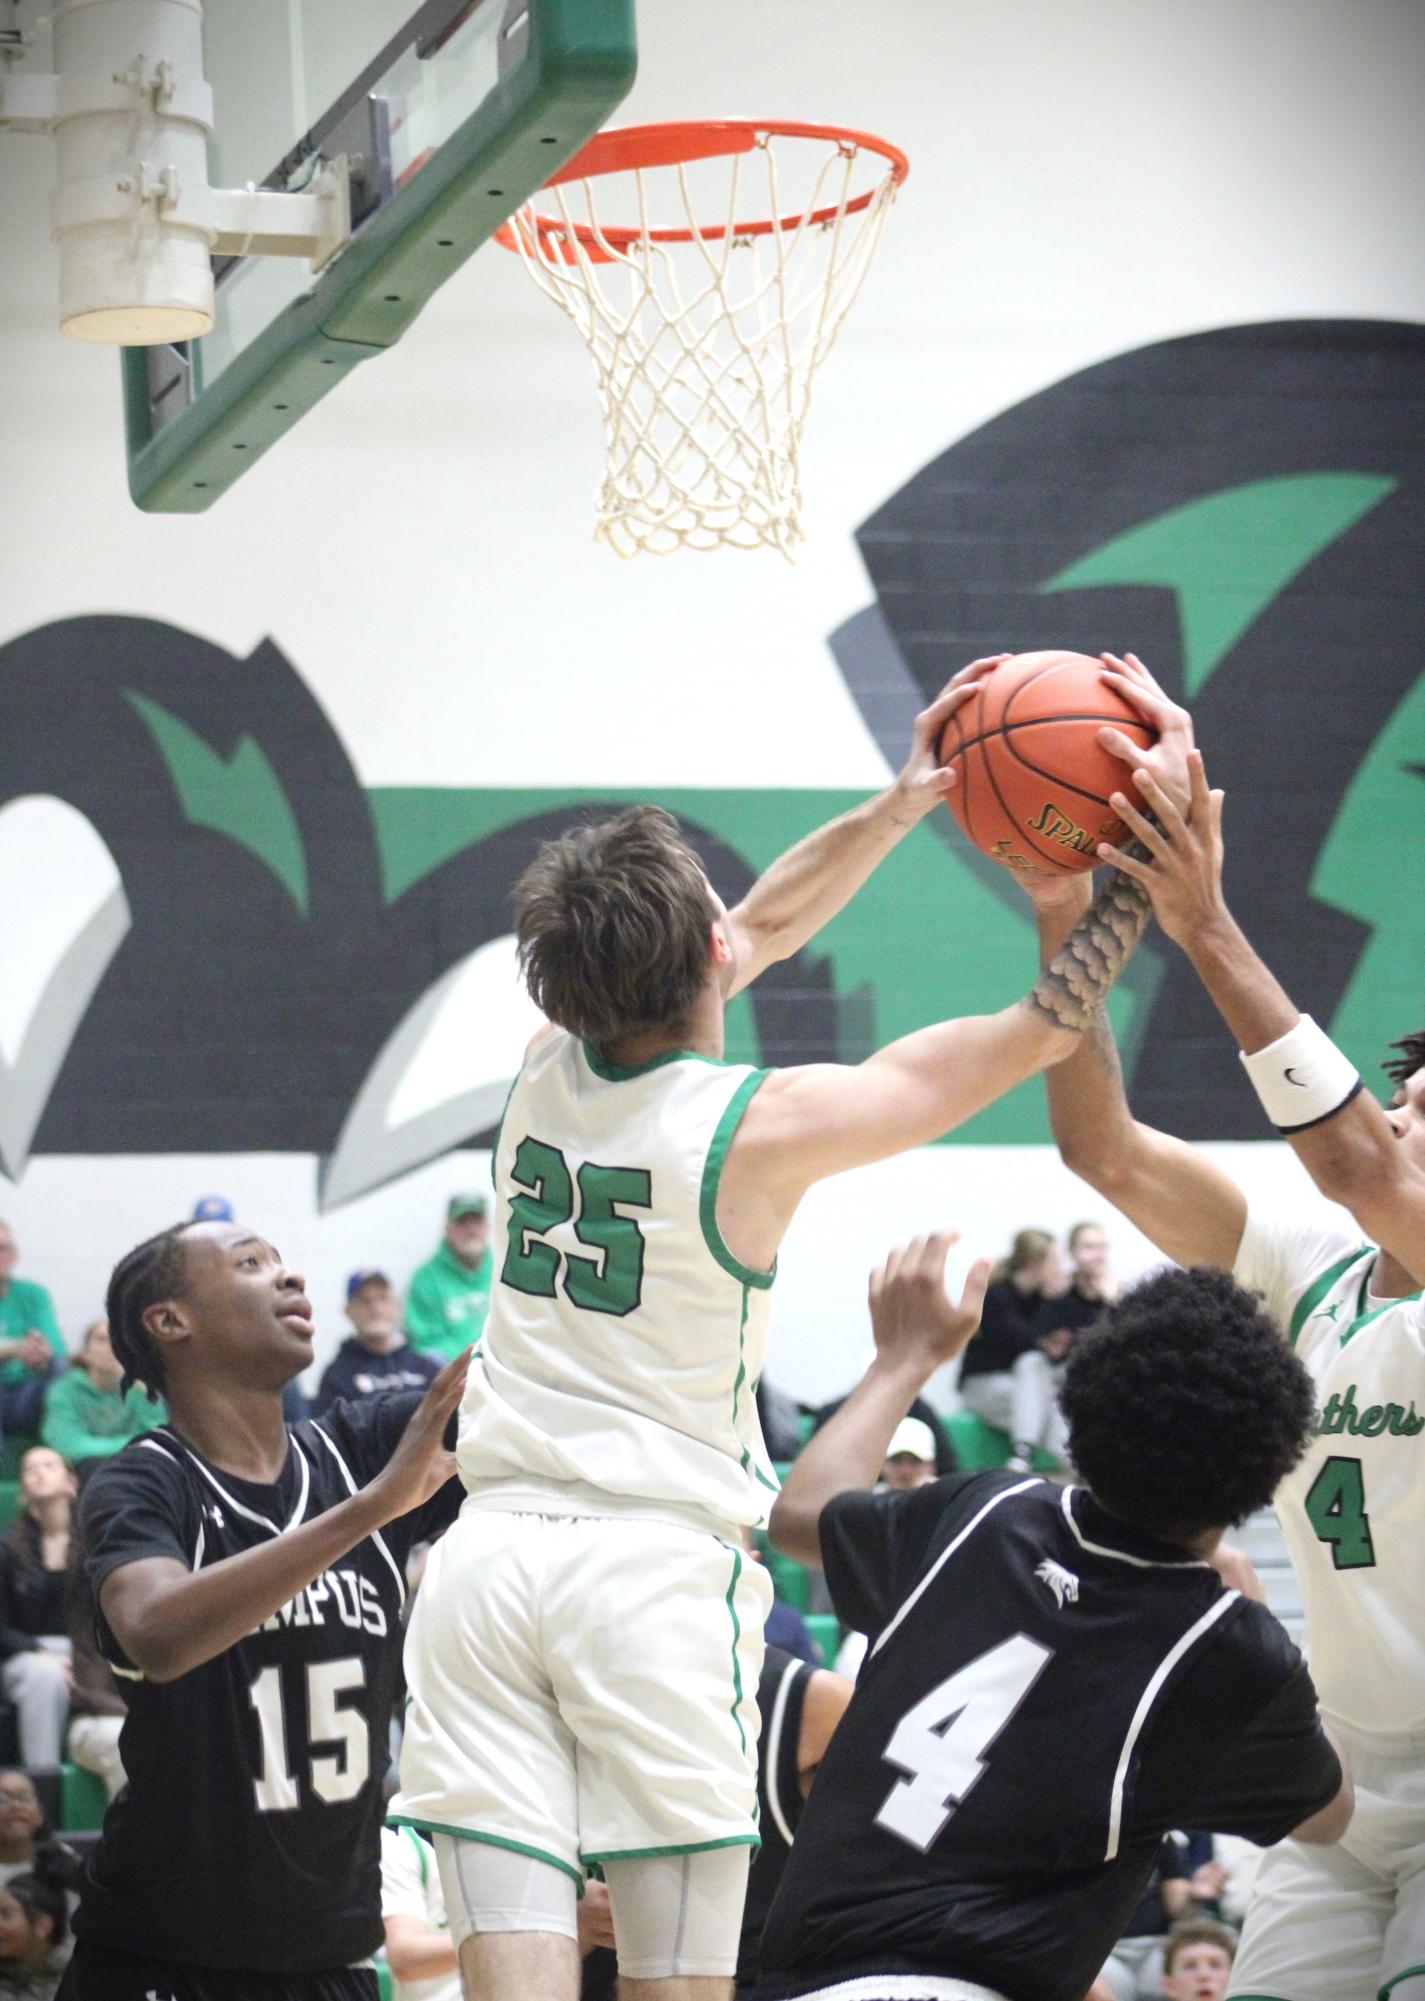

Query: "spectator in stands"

xmin=39 ymin=1322 xmax=164 ymax=1475
xmin=0 ymin=1776 xmax=75 ymax=1880
xmin=0 ymin=1229 xmax=64 ymax=1444
xmin=405 ymin=1196 xmax=493 ymax=1362
xmin=0 ymin=1452 xmax=75 ymax=1771
xmin=880 ymin=1416 xmax=939 ymax=1491
xmin=0 ymin=1856 xmax=73 ymax=1998
xmin=313 ymin=1273 xmax=441 ymax=1418
xmin=957 ymin=1226 xmax=1069 ymax=1470
xmin=1097 ymin=1836 xmax=1192 ymax=1999
xmin=1041 ymin=1220 xmax=1121 ymax=1353
xmin=813 ymin=1386 xmax=957 ymax=1476
xmin=63 ymin=1548 xmax=125 ymax=1803
xmin=1160 ymin=1919 xmax=1235 ymax=2000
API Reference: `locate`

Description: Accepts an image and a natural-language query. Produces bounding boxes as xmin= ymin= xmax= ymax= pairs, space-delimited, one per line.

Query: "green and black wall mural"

xmin=1 ymin=319 xmax=1420 ymax=1202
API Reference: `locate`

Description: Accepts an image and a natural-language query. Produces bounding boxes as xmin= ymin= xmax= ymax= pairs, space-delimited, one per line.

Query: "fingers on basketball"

xmin=936 ymin=652 xmax=1159 ymax=877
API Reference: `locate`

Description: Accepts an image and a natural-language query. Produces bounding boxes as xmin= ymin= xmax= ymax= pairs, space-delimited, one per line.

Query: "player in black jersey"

xmin=737 ymin=1644 xmax=853 ymax=1998
xmin=759 ymin=1234 xmax=1353 ymax=2001
xmin=55 ymin=1217 xmax=470 ymax=2001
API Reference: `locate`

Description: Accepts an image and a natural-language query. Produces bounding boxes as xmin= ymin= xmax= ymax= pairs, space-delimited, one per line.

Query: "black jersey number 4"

xmin=877 ymin=1634 xmax=1052 ymax=1852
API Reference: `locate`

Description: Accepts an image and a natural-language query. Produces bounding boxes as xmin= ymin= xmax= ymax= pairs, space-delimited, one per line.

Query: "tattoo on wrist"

xmin=1022 ymin=871 xmax=1151 ymax=1032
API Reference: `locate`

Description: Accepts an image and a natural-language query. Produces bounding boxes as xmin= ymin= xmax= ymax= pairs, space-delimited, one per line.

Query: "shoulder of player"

xmin=80 ymin=1430 xmax=187 ymax=1508
xmin=298 ymin=1390 xmax=422 ymax=1480
xmin=78 ymin=1433 xmax=202 ymax=1554
xmin=1184 ymin=1586 xmax=1302 ymax=1703
xmin=1238 ymin=1206 xmax=1372 ymax=1291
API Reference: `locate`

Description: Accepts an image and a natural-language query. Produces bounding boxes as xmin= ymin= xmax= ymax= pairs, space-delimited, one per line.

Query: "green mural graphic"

xmin=1313 ymin=671 xmax=1425 ymax=1068
xmin=367 ymin=785 xmax=1156 ymax=1145
xmin=7 ymin=321 xmax=1419 ymax=1182
xmin=1042 ymin=474 xmax=1397 ymax=696
xmin=125 ymin=689 xmax=310 ymax=914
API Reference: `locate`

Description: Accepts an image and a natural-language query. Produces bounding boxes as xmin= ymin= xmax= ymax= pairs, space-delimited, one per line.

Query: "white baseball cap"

xmin=886 ymin=1416 xmax=937 ymax=1464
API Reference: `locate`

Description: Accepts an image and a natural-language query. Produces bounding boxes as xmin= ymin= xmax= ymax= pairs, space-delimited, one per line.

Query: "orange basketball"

xmin=938 ymin=652 xmax=1157 ymax=875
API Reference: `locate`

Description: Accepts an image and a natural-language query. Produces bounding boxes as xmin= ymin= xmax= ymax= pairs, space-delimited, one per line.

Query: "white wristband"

xmin=1239 ymin=1015 xmax=1361 ymax=1133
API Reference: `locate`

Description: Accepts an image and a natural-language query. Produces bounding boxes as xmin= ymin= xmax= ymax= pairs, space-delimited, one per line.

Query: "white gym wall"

xmin=0 ymin=0 xmax=1421 ymax=1400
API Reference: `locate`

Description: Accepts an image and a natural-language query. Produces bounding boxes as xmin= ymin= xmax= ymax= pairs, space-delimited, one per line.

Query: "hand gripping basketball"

xmin=936 ymin=651 xmax=1160 ymax=876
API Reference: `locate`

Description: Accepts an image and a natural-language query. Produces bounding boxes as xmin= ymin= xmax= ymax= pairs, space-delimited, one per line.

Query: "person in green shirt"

xmin=39 ymin=1321 xmax=166 ymax=1470
xmin=0 ymin=1224 xmax=65 ymax=1440
xmin=405 ymin=1194 xmax=493 ymax=1363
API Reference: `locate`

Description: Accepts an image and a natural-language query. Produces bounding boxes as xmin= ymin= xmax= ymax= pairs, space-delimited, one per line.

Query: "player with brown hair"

xmin=393 ymin=661 xmax=1195 ymax=2001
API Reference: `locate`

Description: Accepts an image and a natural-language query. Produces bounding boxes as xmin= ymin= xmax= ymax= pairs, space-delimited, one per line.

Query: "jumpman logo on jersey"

xmin=1035 ymin=1559 xmax=1081 ymax=1609
xmin=1316 ymin=1302 xmax=1342 ymax=1322
xmin=204 ymin=1503 xmax=225 ymax=1527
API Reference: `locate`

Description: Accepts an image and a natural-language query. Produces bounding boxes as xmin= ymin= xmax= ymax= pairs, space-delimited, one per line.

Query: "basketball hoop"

xmin=495 ymin=119 xmax=909 ymax=558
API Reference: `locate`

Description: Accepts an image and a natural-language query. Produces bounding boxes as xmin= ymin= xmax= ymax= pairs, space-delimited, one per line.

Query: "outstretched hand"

xmin=1096 ymin=750 xmax=1227 ymax=946
xmin=868 ymin=1231 xmax=992 ymax=1375
xmin=892 ymin=655 xmax=1010 ymax=823
xmin=367 ymin=1348 xmax=471 ymax=1522
xmin=1096 ymin=652 xmax=1195 ymax=820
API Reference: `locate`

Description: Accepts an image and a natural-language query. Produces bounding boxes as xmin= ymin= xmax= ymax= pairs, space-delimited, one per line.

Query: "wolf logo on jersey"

xmin=1035 ymin=1559 xmax=1080 ymax=1608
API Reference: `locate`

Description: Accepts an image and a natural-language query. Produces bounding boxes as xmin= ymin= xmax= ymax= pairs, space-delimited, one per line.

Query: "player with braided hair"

xmin=103 ymin=1222 xmax=190 ymax=1401
xmin=57 ymin=1216 xmax=470 ymax=2001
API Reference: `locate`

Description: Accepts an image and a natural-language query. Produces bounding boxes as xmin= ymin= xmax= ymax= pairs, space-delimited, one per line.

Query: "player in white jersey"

xmin=394 ymin=656 xmax=1195 ymax=2001
xmin=1031 ymin=653 xmax=1425 ymax=2001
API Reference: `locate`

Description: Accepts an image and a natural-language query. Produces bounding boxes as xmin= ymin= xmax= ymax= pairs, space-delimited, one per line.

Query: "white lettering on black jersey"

xmin=758 ymin=1474 xmax=1342 ymax=2001
xmin=73 ymin=1396 xmax=462 ymax=1977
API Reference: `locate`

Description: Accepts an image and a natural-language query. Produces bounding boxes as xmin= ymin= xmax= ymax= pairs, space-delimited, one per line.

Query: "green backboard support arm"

xmin=121 ymin=0 xmax=636 ymax=513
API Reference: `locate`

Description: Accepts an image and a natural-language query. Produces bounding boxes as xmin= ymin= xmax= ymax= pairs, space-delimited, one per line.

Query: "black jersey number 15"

xmin=502 ymin=1135 xmax=652 ymax=1317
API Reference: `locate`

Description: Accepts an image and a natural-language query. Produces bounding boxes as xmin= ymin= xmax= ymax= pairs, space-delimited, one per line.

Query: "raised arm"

xmin=99 ymin=1357 xmax=465 ymax=1681
xmin=1104 ymin=751 xmax=1425 ymax=1283
xmin=770 ymin=1231 xmax=990 ymax=1567
xmin=1033 ymin=871 xmax=1248 ymax=1271
xmin=734 ymin=858 xmax=1156 ymax=1232
xmin=722 ymin=657 xmax=1009 ymax=993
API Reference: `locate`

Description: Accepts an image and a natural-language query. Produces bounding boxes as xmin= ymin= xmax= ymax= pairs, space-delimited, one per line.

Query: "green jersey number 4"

xmin=502 ymin=1134 xmax=651 ymax=1317
xmin=1305 ymin=1455 xmax=1376 ymax=1570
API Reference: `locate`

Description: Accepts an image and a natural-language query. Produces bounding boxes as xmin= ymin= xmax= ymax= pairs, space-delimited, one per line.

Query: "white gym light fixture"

xmin=0 ymin=0 xmax=348 ymax=344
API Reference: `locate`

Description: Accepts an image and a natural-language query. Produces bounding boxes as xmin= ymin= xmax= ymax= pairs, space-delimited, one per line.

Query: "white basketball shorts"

xmin=391 ymin=1504 xmax=771 ymax=1882
xmin=1230 ymin=1726 xmax=1425 ymax=2001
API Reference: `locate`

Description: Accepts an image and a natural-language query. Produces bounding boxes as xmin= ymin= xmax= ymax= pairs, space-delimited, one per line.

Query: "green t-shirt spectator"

xmin=41 ymin=1367 xmax=167 ymax=1462
xmin=405 ymin=1240 xmax=494 ymax=1362
xmin=0 ymin=1276 xmax=64 ymax=1388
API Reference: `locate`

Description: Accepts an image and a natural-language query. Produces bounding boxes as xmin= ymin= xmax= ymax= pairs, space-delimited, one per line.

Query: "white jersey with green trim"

xmin=454 ymin=1029 xmax=780 ymax=1533
xmin=1235 ymin=1210 xmax=1425 ymax=1741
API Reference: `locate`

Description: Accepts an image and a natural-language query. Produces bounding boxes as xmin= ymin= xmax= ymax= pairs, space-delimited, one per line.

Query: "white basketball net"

xmin=502 ymin=130 xmax=902 ymax=557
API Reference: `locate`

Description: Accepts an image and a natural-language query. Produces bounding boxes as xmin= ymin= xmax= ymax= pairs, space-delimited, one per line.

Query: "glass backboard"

xmin=121 ymin=0 xmax=637 ymax=511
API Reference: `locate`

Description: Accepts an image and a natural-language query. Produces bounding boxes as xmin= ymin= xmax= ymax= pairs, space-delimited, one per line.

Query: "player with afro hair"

xmin=1059 ymin=1264 xmax=1316 ymax=1543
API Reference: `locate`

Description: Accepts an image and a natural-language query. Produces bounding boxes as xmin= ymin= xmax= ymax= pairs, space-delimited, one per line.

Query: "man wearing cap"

xmin=312 ymin=1271 xmax=442 ymax=1418
xmin=880 ymin=1416 xmax=939 ymax=1491
xmin=405 ymin=1197 xmax=494 ymax=1363
xmin=191 ymin=1195 xmax=234 ymax=1223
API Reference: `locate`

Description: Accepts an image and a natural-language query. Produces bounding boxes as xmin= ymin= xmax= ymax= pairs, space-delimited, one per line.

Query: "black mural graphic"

xmin=0 ymin=615 xmax=837 ymax=1192
xmin=838 ymin=320 xmax=1425 ymax=1137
